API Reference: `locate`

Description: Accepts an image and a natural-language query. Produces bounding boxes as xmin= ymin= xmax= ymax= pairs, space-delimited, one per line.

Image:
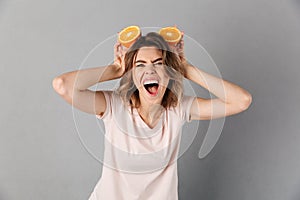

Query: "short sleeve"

xmin=178 ymin=95 xmax=197 ymax=123
xmin=95 ymin=90 xmax=114 ymax=120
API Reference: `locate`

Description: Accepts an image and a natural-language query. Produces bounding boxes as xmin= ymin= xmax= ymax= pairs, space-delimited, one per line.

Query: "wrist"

xmin=110 ymin=63 xmax=124 ymax=78
xmin=182 ymin=60 xmax=192 ymax=77
xmin=184 ymin=63 xmax=197 ymax=79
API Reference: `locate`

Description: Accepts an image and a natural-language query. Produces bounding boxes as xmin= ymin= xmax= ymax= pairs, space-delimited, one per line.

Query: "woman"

xmin=52 ymin=32 xmax=252 ymax=200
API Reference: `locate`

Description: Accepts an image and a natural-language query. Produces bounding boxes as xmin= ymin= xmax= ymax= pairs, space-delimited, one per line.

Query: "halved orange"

xmin=159 ymin=26 xmax=182 ymax=45
xmin=118 ymin=25 xmax=141 ymax=48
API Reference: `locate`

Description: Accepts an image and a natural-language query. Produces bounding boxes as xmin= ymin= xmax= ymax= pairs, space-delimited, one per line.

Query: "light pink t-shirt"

xmin=88 ymin=91 xmax=195 ymax=200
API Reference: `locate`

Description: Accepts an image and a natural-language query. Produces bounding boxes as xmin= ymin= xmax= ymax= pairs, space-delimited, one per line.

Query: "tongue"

xmin=148 ymin=85 xmax=158 ymax=94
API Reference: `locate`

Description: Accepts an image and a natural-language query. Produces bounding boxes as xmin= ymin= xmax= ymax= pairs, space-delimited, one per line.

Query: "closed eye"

xmin=154 ymin=62 xmax=163 ymax=66
xmin=135 ymin=62 xmax=163 ymax=68
xmin=136 ymin=64 xmax=145 ymax=67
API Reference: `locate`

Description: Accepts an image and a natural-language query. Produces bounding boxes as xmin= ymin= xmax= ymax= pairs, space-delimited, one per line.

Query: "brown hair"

xmin=117 ymin=32 xmax=185 ymax=109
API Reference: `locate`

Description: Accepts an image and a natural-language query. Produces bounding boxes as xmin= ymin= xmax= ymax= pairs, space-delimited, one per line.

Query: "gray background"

xmin=1 ymin=0 xmax=300 ymax=199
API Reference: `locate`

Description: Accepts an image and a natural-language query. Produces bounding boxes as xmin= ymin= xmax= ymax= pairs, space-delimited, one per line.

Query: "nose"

xmin=144 ymin=64 xmax=157 ymax=75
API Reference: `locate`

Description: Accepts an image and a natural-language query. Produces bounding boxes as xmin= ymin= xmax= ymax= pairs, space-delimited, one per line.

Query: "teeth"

xmin=143 ymin=80 xmax=158 ymax=85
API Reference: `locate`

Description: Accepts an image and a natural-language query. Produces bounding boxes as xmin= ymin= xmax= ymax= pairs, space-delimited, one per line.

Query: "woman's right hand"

xmin=113 ymin=42 xmax=127 ymax=77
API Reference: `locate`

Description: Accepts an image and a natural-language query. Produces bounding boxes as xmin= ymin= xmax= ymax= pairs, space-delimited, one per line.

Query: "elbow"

xmin=239 ymin=92 xmax=252 ymax=111
xmin=52 ymin=77 xmax=68 ymax=96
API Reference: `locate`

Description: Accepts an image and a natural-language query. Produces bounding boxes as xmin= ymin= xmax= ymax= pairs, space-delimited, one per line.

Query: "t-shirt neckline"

xmin=132 ymin=107 xmax=166 ymax=132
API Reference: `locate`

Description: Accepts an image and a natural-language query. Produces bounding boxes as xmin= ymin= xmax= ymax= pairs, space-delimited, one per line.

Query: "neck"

xmin=137 ymin=102 xmax=165 ymax=127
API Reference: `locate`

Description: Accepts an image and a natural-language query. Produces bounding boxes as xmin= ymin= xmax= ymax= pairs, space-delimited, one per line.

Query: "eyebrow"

xmin=135 ymin=58 xmax=163 ymax=64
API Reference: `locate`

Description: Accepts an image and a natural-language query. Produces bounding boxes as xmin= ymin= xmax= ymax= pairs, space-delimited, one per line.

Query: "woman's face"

xmin=132 ymin=46 xmax=170 ymax=104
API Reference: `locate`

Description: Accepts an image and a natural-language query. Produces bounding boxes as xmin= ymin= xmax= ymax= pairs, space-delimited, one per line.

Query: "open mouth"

xmin=143 ymin=80 xmax=159 ymax=96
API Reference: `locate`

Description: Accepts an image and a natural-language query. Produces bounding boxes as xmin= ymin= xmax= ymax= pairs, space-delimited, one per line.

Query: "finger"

xmin=122 ymin=46 xmax=128 ymax=54
xmin=114 ymin=42 xmax=120 ymax=51
xmin=115 ymin=44 xmax=122 ymax=59
xmin=114 ymin=42 xmax=121 ymax=51
xmin=119 ymin=45 xmax=124 ymax=57
xmin=114 ymin=46 xmax=118 ymax=59
xmin=179 ymin=39 xmax=184 ymax=49
xmin=175 ymin=41 xmax=182 ymax=49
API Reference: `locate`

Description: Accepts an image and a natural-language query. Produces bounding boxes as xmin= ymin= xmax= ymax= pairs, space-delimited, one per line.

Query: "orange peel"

xmin=159 ymin=26 xmax=182 ymax=45
xmin=118 ymin=25 xmax=141 ymax=48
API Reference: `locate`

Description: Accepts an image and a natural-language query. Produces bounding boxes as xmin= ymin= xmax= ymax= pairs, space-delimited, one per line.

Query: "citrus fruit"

xmin=159 ymin=26 xmax=182 ymax=45
xmin=118 ymin=26 xmax=141 ymax=48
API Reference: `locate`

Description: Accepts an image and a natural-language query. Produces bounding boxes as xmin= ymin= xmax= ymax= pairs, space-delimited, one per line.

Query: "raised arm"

xmin=52 ymin=42 xmax=126 ymax=116
xmin=185 ymin=61 xmax=252 ymax=120
xmin=173 ymin=38 xmax=252 ymax=120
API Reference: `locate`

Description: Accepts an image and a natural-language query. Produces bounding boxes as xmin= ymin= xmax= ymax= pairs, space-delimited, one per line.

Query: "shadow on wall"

xmin=294 ymin=0 xmax=300 ymax=4
xmin=290 ymin=180 xmax=300 ymax=200
xmin=292 ymin=0 xmax=300 ymax=10
xmin=290 ymin=1 xmax=300 ymax=200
